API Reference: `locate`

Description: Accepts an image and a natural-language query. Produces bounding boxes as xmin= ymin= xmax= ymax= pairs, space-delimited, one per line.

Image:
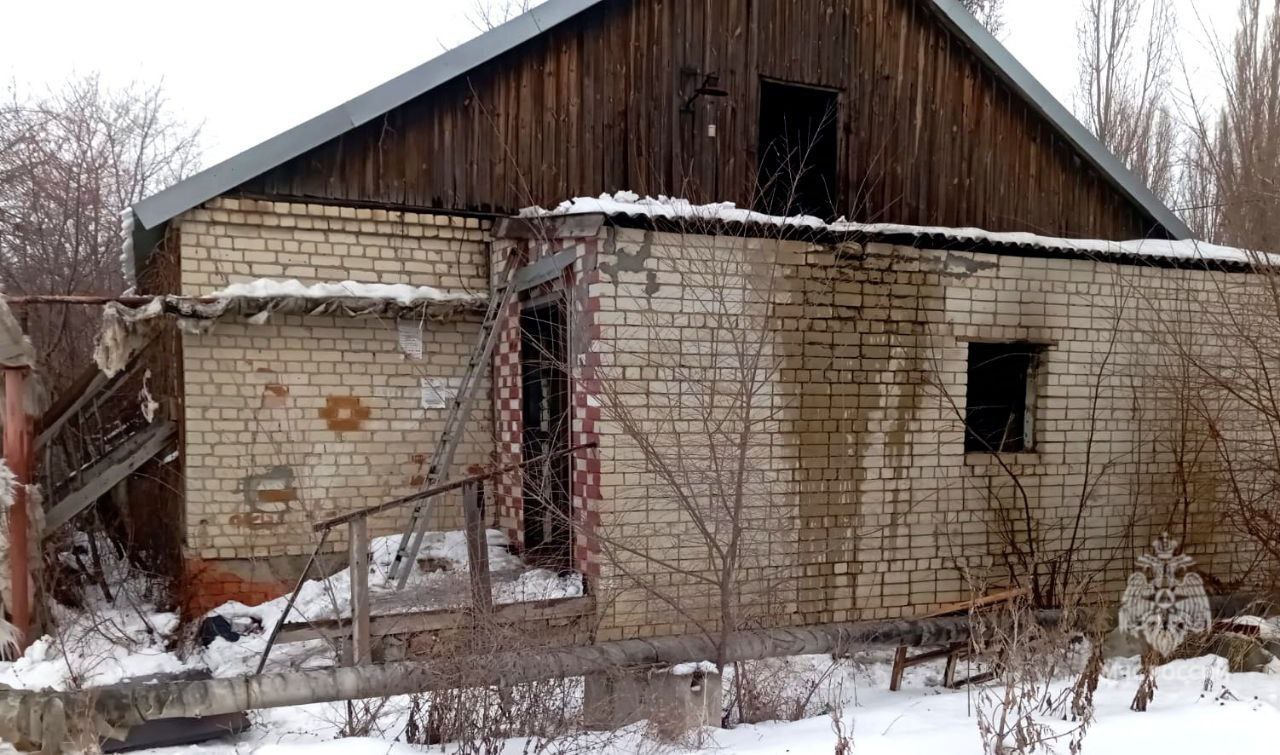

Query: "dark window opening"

xmin=965 ymin=342 xmax=1043 ymax=454
xmin=520 ymin=301 xmax=573 ymax=573
xmin=756 ymin=79 xmax=840 ymax=219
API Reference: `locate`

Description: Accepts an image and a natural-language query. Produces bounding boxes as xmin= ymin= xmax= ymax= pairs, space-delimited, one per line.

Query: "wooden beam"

xmin=274 ymin=596 xmax=595 ymax=646
xmin=35 ymin=358 xmax=145 ymax=451
xmin=462 ymin=481 xmax=493 ymax=614
xmin=348 ymin=519 xmax=371 ymax=666
xmin=42 ymin=421 xmax=175 ymax=536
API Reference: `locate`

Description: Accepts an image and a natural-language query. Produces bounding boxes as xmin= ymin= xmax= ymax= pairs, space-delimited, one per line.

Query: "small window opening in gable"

xmin=756 ymin=79 xmax=840 ymax=219
xmin=965 ymin=342 xmax=1044 ymax=454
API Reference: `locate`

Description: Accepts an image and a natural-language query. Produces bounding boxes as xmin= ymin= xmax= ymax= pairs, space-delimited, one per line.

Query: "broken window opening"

xmin=964 ymin=342 xmax=1044 ymax=454
xmin=519 ymin=300 xmax=573 ymax=573
xmin=756 ymin=79 xmax=840 ymax=219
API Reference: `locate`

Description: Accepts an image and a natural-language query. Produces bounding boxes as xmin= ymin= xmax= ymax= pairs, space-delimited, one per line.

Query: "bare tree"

xmin=1076 ymin=0 xmax=1178 ymax=203
xmin=0 ymin=76 xmax=200 ymax=389
xmin=468 ymin=0 xmax=534 ymax=32
xmin=960 ymin=0 xmax=1006 ymax=37
xmin=1182 ymin=0 xmax=1280 ymax=250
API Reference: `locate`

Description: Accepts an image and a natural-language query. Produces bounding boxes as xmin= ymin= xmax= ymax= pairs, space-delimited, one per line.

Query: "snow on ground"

xmin=0 ymin=532 xmax=196 ymax=691
xmin=5 ymin=528 xmax=1279 ymax=753
xmin=206 ymin=529 xmax=582 ymax=677
xmin=0 ymin=529 xmax=582 ymax=685
xmin=104 ymin=651 xmax=1280 ymax=755
xmin=523 ymin=192 xmax=1277 ymax=266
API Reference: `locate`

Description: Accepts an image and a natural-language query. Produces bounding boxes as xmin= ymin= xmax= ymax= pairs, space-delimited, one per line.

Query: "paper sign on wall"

xmin=420 ymin=377 xmax=459 ymax=409
xmin=398 ymin=319 xmax=424 ymax=360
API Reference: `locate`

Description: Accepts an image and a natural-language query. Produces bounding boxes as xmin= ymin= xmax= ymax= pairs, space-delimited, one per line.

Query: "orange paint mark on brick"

xmin=319 ymin=395 xmax=370 ymax=431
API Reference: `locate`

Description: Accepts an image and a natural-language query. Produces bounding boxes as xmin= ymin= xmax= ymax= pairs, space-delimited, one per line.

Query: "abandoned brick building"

xmin=33 ymin=0 xmax=1255 ymax=640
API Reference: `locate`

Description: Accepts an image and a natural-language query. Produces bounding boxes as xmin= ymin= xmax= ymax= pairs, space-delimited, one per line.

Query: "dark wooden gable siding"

xmin=238 ymin=0 xmax=1166 ymax=240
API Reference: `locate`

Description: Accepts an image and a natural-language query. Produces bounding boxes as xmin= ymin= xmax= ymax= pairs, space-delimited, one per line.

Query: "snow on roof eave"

xmin=522 ymin=194 xmax=1264 ymax=268
xmin=122 ymin=0 xmax=1190 ymax=279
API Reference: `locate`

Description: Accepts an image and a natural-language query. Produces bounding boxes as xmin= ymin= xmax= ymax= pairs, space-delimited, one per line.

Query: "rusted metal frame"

xmin=314 ymin=441 xmax=597 ymax=532
xmin=3 ymin=367 xmax=33 ymax=649
xmin=255 ymin=528 xmax=333 ymax=675
xmin=462 ymin=480 xmax=493 ymax=614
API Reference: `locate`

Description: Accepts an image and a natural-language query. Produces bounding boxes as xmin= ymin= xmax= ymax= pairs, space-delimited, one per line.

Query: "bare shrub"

xmin=1183 ymin=0 xmax=1280 ymax=249
xmin=969 ymin=591 xmax=1100 ymax=755
xmin=724 ymin=656 xmax=843 ymax=726
xmin=1076 ymin=0 xmax=1179 ymax=203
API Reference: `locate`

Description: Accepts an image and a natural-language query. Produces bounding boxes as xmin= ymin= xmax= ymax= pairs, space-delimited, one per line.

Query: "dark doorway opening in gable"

xmin=756 ymin=79 xmax=840 ymax=219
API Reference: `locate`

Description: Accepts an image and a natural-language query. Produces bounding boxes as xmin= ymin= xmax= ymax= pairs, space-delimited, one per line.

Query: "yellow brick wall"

xmin=587 ymin=227 xmax=1249 ymax=639
xmin=176 ymin=198 xmax=493 ymax=559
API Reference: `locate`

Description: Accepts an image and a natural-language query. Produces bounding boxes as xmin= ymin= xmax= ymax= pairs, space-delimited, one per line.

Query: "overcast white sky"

xmin=0 ymin=0 xmax=1244 ymax=167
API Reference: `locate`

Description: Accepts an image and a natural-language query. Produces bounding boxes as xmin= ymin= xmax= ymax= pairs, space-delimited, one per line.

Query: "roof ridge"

xmin=125 ymin=0 xmax=1191 ymax=277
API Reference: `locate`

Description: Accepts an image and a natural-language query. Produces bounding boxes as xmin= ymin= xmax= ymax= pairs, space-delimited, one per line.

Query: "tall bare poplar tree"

xmin=1076 ymin=0 xmax=1178 ymax=203
xmin=1184 ymin=0 xmax=1280 ymax=249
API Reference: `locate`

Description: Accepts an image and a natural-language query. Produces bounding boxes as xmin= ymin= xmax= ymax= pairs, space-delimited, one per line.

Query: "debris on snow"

xmin=523 ymin=192 xmax=1276 ymax=266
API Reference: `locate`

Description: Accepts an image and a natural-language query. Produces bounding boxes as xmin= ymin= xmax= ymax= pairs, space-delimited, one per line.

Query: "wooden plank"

xmin=462 ymin=481 xmax=493 ymax=614
xmin=43 ymin=421 xmax=175 ymax=536
xmin=274 ymin=596 xmax=595 ymax=646
xmin=921 ymin=587 xmax=1026 ymax=619
xmin=349 ymin=518 xmax=371 ymax=665
xmin=36 ymin=359 xmax=143 ymax=450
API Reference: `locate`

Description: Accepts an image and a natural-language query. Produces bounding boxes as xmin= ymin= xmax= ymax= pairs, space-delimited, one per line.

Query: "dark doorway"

xmin=756 ymin=79 xmax=840 ymax=218
xmin=519 ymin=301 xmax=573 ymax=572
